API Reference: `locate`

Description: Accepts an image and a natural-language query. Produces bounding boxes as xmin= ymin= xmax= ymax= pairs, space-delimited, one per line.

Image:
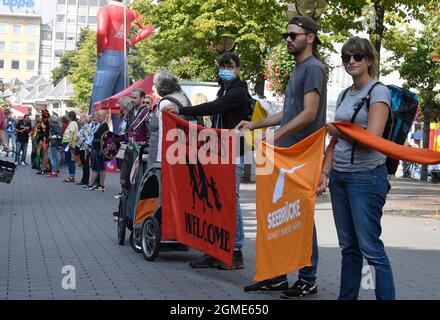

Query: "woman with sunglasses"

xmin=317 ymin=36 xmax=395 ymax=300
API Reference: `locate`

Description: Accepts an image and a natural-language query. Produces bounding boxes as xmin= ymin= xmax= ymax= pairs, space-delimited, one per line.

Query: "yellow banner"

xmin=255 ymin=128 xmax=326 ymax=282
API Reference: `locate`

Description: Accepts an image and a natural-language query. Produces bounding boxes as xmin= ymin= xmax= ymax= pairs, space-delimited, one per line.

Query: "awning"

xmin=94 ymin=75 xmax=155 ymax=114
xmin=11 ymin=106 xmax=30 ymax=117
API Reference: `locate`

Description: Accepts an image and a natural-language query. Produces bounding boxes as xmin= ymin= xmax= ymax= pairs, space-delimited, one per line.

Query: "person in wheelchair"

xmin=149 ymin=71 xmax=203 ymax=165
xmin=141 ymin=71 xmax=203 ymax=252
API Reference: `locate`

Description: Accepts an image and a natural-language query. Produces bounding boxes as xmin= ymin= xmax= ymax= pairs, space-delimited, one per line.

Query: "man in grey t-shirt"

xmin=237 ymin=16 xmax=327 ymax=299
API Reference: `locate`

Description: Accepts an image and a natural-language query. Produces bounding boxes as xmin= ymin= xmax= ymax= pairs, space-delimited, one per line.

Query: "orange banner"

xmin=332 ymin=121 xmax=440 ymax=164
xmin=255 ymin=128 xmax=326 ymax=282
xmin=161 ymin=113 xmax=237 ymax=266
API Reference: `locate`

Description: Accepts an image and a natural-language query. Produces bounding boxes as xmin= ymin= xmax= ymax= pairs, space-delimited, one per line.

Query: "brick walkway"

xmin=0 ymin=160 xmax=439 ymax=300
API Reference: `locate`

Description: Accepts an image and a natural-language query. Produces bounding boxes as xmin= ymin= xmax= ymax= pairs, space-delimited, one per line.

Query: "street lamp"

xmin=287 ymin=0 xmax=329 ymax=20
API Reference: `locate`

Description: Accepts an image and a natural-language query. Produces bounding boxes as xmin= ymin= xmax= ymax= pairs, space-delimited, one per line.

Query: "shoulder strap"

xmin=349 ymin=81 xmax=383 ymax=164
xmin=160 ymin=95 xmax=185 ymax=109
xmin=365 ymin=81 xmax=383 ymax=112
xmin=336 ymin=86 xmax=351 ymax=110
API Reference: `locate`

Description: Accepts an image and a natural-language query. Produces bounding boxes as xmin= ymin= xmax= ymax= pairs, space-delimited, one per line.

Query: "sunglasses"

xmin=341 ymin=53 xmax=365 ymax=63
xmin=282 ymin=32 xmax=309 ymax=41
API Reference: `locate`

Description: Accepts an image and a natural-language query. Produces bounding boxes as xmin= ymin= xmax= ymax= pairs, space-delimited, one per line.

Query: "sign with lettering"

xmin=0 ymin=0 xmax=40 ymax=14
xmin=161 ymin=112 xmax=237 ymax=267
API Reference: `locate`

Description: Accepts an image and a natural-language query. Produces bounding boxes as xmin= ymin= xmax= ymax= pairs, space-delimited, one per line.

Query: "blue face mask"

xmin=218 ymin=69 xmax=236 ymax=82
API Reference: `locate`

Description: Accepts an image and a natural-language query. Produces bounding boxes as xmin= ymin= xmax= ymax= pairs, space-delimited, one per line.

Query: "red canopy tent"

xmin=93 ymin=75 xmax=155 ymax=114
xmin=11 ymin=106 xmax=30 ymax=117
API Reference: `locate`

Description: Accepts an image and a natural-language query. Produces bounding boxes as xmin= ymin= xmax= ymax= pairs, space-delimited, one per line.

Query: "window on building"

xmin=0 ymin=41 xmax=4 ymax=51
xmin=11 ymin=42 xmax=21 ymax=52
xmin=67 ymin=17 xmax=76 ymax=24
xmin=11 ymin=60 xmax=20 ymax=70
xmin=55 ymin=49 xmax=64 ymax=57
xmin=57 ymin=0 xmax=66 ymax=4
xmin=27 ymin=60 xmax=35 ymax=71
xmin=27 ymin=42 xmax=36 ymax=53
xmin=0 ymin=60 xmax=4 ymax=69
xmin=27 ymin=25 xmax=37 ymax=35
xmin=42 ymin=30 xmax=52 ymax=41
xmin=79 ymin=0 xmax=88 ymax=5
xmin=89 ymin=0 xmax=97 ymax=5
xmin=88 ymin=16 xmax=97 ymax=24
xmin=56 ymin=32 xmax=64 ymax=40
xmin=68 ymin=0 xmax=77 ymax=5
xmin=56 ymin=14 xmax=65 ymax=23
xmin=0 ymin=23 xmax=6 ymax=33
xmin=42 ymin=48 xmax=51 ymax=56
xmin=66 ymin=33 xmax=76 ymax=41
xmin=13 ymin=25 xmax=21 ymax=34
xmin=78 ymin=15 xmax=87 ymax=24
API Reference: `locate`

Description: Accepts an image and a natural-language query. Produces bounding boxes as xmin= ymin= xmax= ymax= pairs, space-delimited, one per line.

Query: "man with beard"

xmin=236 ymin=16 xmax=327 ymax=299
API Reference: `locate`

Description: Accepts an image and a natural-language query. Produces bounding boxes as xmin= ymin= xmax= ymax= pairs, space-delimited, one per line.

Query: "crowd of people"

xmin=0 ymin=15 xmax=405 ymax=300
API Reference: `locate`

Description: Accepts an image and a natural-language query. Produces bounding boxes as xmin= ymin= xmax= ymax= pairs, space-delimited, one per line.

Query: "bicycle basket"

xmin=0 ymin=160 xmax=17 ymax=184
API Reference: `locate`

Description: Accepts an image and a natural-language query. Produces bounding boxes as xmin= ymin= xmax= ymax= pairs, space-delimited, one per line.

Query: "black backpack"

xmin=339 ymin=82 xmax=419 ymax=175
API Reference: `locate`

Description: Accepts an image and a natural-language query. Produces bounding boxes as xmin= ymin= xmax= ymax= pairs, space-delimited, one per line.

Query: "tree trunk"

xmin=421 ymin=91 xmax=434 ymax=181
xmin=370 ymin=1 xmax=385 ymax=79
xmin=254 ymin=72 xmax=265 ymax=98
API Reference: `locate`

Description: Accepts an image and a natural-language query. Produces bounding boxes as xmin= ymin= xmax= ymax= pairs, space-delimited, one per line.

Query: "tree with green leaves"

xmin=51 ymin=50 xmax=77 ymax=87
xmin=131 ymin=0 xmax=287 ymax=96
xmin=320 ymin=0 xmax=434 ymax=77
xmin=68 ymin=28 xmax=97 ymax=113
xmin=383 ymin=6 xmax=440 ymax=180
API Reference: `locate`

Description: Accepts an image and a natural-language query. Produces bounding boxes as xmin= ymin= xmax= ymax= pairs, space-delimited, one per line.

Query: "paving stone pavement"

xmin=0 ymin=159 xmax=439 ymax=300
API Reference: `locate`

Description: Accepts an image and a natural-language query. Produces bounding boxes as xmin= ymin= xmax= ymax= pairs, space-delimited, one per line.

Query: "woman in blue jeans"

xmin=317 ymin=37 xmax=395 ymax=300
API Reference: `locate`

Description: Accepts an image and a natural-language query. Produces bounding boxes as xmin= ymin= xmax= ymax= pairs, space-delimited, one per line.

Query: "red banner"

xmin=161 ymin=113 xmax=237 ymax=266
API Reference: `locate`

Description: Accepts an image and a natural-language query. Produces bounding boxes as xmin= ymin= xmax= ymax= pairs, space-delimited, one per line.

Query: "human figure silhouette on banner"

xmin=89 ymin=0 xmax=154 ymax=131
xmin=186 ymin=155 xmax=201 ymax=210
xmin=208 ymin=176 xmax=222 ymax=211
xmin=196 ymin=161 xmax=213 ymax=212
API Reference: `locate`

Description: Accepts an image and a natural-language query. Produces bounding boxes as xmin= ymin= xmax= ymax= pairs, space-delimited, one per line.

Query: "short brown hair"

xmin=341 ymin=37 xmax=378 ymax=78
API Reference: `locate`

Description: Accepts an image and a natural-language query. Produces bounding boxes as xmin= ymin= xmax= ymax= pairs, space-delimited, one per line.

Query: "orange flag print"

xmin=255 ymin=128 xmax=326 ymax=282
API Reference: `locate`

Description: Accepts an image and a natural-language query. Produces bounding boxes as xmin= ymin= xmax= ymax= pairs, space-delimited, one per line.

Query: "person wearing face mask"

xmin=162 ymin=52 xmax=250 ymax=271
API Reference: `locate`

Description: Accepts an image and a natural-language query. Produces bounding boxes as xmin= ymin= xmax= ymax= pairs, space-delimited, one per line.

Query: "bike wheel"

xmin=141 ymin=216 xmax=161 ymax=261
xmin=129 ymin=230 xmax=143 ymax=253
xmin=117 ymin=199 xmax=127 ymax=245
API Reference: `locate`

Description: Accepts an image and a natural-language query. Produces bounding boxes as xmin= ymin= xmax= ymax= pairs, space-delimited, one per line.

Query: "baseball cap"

xmin=288 ymin=16 xmax=321 ymax=45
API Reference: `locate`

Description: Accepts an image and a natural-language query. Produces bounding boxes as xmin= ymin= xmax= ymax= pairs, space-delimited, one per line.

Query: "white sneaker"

xmin=20 ymin=161 xmax=26 ymax=166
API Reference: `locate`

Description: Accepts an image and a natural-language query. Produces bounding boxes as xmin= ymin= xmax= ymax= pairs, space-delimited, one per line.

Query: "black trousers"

xmin=80 ymin=149 xmax=90 ymax=184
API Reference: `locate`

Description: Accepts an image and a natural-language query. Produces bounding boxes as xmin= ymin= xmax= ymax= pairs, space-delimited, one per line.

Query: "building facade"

xmin=0 ymin=0 xmax=42 ymax=83
xmin=39 ymin=22 xmax=53 ymax=80
xmin=52 ymin=0 xmax=107 ymax=69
